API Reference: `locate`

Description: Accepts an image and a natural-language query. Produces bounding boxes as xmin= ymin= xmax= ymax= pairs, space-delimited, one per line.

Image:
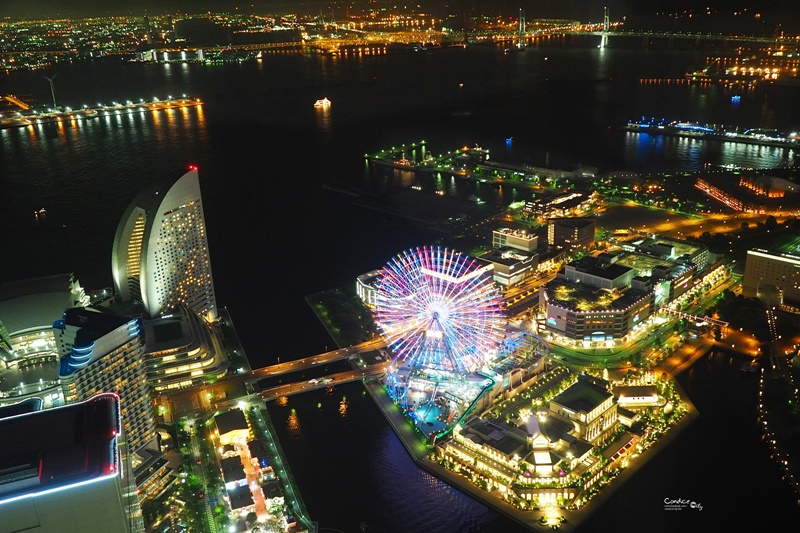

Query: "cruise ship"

xmin=625 ymin=118 xmax=800 ymax=149
xmin=314 ymin=97 xmax=331 ymax=108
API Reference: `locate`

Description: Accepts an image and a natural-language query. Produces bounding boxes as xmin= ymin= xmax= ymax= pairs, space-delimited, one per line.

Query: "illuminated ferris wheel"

xmin=374 ymin=246 xmax=506 ymax=375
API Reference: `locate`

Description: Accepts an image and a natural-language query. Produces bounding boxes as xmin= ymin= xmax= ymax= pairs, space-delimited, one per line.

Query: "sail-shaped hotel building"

xmin=111 ymin=168 xmax=217 ymax=321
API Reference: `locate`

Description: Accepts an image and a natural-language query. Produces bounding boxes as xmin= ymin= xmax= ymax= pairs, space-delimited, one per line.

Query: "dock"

xmin=0 ymin=96 xmax=202 ymax=131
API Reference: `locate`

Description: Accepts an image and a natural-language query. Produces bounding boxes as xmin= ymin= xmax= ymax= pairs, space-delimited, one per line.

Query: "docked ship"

xmin=625 ymin=117 xmax=800 ymax=149
xmin=314 ymin=97 xmax=331 ymax=108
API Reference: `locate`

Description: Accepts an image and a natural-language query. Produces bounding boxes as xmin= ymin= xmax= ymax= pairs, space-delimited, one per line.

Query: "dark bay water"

xmin=2 ymin=36 xmax=799 ymax=532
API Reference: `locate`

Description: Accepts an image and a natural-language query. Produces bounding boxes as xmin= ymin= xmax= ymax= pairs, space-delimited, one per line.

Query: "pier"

xmin=364 ymin=140 xmax=428 ymax=168
xmin=0 ymin=96 xmax=202 ymax=131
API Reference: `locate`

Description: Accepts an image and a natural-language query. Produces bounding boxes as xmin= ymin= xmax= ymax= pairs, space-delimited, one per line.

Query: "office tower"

xmin=111 ymin=168 xmax=217 ymax=321
xmin=55 ymin=307 xmax=155 ymax=454
xmin=0 ymin=393 xmax=141 ymax=533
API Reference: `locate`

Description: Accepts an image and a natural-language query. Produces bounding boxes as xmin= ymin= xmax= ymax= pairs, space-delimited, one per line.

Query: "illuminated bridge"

xmin=163 ymin=338 xmax=390 ymax=416
xmin=211 ymin=338 xmax=389 ymax=392
xmin=567 ymin=30 xmax=788 ymax=47
xmin=259 ymin=362 xmax=390 ymax=400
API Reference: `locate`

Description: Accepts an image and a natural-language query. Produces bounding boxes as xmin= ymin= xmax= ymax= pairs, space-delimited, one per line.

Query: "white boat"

xmin=314 ymin=97 xmax=331 ymax=107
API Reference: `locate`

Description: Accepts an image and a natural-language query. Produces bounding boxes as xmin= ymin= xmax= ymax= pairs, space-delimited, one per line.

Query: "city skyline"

xmin=3 ymin=0 xmax=797 ymax=28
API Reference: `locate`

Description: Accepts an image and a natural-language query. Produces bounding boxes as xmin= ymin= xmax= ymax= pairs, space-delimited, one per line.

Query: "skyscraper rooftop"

xmin=0 ymin=393 xmax=134 ymax=533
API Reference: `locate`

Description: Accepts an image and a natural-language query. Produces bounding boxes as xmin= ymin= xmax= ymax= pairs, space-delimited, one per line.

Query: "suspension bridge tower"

xmin=600 ymin=6 xmax=610 ymax=49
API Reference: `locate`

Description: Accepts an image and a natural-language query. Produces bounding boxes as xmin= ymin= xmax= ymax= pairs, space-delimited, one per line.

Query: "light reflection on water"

xmin=286 ymin=408 xmax=301 ymax=437
xmin=314 ymin=105 xmax=332 ymax=141
xmin=623 ymin=131 xmax=795 ymax=172
xmin=275 ymin=396 xmax=288 ymax=407
xmin=267 ymin=384 xmax=524 ymax=533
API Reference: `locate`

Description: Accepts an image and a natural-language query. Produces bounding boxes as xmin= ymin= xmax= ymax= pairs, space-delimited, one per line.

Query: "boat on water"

xmin=314 ymin=97 xmax=331 ymax=108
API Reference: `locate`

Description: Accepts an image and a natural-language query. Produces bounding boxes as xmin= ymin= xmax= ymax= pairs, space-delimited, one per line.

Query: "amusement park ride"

xmin=373 ymin=246 xmax=547 ymax=440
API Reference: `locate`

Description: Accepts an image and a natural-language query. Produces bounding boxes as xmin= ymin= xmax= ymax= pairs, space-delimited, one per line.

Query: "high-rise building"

xmin=0 ymin=393 xmax=142 ymax=533
xmin=112 ymin=168 xmax=217 ymax=321
xmin=54 ymin=307 xmax=155 ymax=454
xmin=743 ymin=248 xmax=800 ymax=304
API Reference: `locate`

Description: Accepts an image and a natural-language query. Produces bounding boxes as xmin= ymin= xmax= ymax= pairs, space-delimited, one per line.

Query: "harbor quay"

xmin=0 ymin=94 xmax=202 ymax=130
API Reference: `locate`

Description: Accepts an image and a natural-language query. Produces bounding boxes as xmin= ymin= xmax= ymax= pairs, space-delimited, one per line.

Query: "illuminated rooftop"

xmin=772 ymin=234 xmax=800 ymax=257
xmin=480 ymin=247 xmax=536 ymax=266
xmin=614 ymin=252 xmax=673 ymax=276
xmin=545 ymin=279 xmax=650 ymax=312
xmin=494 ymin=227 xmax=536 ymax=240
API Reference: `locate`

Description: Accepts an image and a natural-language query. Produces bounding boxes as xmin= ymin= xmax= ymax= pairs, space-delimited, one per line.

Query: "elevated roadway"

xmin=162 ymin=338 xmax=388 ymax=418
xmin=260 ymin=363 xmax=390 ymax=400
xmin=207 ymin=337 xmax=388 ymax=389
